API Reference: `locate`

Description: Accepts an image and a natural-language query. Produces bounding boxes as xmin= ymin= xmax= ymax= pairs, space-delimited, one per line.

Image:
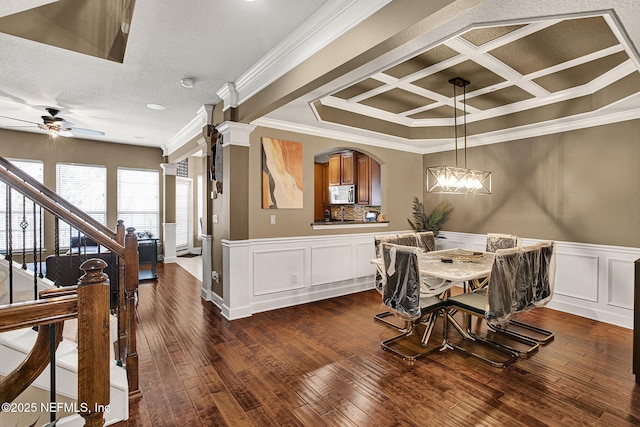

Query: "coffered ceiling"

xmin=309 ymin=13 xmax=640 ymax=147
xmin=254 ymin=1 xmax=640 ymax=154
xmin=1 ymin=1 xmax=638 ymax=156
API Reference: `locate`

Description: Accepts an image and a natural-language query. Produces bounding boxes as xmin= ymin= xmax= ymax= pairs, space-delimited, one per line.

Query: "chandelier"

xmin=426 ymin=77 xmax=491 ymax=194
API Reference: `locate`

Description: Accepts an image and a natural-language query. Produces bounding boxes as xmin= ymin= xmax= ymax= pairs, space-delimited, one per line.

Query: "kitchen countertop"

xmin=310 ymin=220 xmax=389 ymax=230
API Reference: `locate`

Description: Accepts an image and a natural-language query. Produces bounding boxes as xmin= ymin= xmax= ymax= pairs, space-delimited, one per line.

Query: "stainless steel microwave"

xmin=329 ymin=184 xmax=355 ymax=204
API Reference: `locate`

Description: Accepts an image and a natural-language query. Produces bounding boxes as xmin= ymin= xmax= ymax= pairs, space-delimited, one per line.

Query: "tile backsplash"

xmin=330 ymin=205 xmax=381 ymax=221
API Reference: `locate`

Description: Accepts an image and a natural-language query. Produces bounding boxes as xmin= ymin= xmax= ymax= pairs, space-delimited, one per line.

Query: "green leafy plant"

xmin=407 ymin=197 xmax=453 ymax=236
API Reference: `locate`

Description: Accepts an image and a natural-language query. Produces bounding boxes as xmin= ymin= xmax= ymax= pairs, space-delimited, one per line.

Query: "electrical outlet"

xmin=270 ymin=215 xmax=276 ymax=225
xmin=213 ymin=214 xmax=218 ymax=224
xmin=292 ymin=273 xmax=297 ymax=284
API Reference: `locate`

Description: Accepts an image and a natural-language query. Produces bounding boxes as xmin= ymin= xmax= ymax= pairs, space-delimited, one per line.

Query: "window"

xmin=117 ymin=168 xmax=160 ymax=238
xmin=175 ymin=177 xmax=192 ymax=250
xmin=176 ymin=158 xmax=188 ymax=177
xmin=0 ymin=159 xmax=44 ymax=252
xmin=56 ymin=163 xmax=107 ymax=246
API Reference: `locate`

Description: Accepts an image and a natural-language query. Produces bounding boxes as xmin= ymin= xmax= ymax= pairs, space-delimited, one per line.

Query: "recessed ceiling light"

xmin=146 ymin=103 xmax=166 ymax=111
xmin=181 ymin=78 xmax=195 ymax=88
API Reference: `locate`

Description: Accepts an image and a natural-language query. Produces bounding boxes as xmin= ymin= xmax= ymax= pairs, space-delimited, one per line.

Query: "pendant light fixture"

xmin=426 ymin=77 xmax=491 ymax=194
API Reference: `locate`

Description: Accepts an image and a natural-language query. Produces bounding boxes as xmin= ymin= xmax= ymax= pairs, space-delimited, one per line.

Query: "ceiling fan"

xmin=0 ymin=108 xmax=105 ymax=137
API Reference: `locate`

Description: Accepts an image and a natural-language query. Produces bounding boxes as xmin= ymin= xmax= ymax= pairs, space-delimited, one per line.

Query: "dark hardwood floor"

xmin=123 ymin=262 xmax=639 ymax=426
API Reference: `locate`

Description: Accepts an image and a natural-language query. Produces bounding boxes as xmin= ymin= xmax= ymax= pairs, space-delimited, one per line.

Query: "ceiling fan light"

xmin=180 ymin=78 xmax=195 ymax=88
xmin=146 ymin=103 xmax=166 ymax=111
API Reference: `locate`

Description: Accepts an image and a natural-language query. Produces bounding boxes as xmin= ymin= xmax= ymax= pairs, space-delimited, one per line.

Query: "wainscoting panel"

xmin=253 ymin=248 xmax=305 ymax=296
xmin=356 ymin=242 xmax=376 ymax=278
xmin=311 ymin=244 xmax=353 ymax=286
xmin=219 ymin=231 xmax=639 ymax=328
xmin=220 ymin=233 xmax=391 ymax=320
xmin=608 ymin=258 xmax=635 ymax=310
xmin=554 ymin=252 xmax=599 ymax=302
xmin=441 ymin=231 xmax=640 ymax=329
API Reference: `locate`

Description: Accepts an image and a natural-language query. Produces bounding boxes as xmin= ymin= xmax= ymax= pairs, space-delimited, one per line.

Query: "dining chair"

xmin=373 ymin=235 xmax=406 ymax=330
xmin=534 ymin=241 xmax=556 ymax=307
xmin=501 ymin=241 xmax=555 ymax=344
xmin=379 ymin=243 xmax=449 ymax=360
xmin=445 ymin=247 xmax=532 ymax=366
xmin=472 ymin=232 xmax=522 ymax=291
xmin=395 ymin=232 xmax=420 ymax=247
xmin=416 ymin=231 xmax=436 ymax=252
xmin=373 ymin=235 xmax=397 ymax=293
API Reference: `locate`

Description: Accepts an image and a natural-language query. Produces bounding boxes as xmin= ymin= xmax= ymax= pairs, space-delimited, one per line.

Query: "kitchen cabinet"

xmin=322 ymin=163 xmax=330 ymax=205
xmin=328 ymin=151 xmax=356 ymax=185
xmin=356 ymin=154 xmax=381 ymax=205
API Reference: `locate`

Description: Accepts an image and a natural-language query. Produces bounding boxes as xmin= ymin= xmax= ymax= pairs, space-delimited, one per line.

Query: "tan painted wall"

xmin=247 ymin=127 xmax=424 ymax=239
xmin=0 ymin=129 xmax=165 ymax=252
xmin=422 ymin=119 xmax=640 ymax=248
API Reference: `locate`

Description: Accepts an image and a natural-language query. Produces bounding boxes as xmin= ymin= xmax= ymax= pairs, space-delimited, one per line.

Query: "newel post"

xmin=77 ymin=258 xmax=111 ymax=427
xmin=124 ymin=227 xmax=141 ymax=398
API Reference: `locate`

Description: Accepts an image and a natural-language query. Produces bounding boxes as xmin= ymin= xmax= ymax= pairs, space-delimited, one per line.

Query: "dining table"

xmin=371 ymin=247 xmax=495 ymax=295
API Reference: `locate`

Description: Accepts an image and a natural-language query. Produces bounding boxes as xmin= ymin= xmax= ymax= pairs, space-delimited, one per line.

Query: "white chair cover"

xmin=486 ymin=246 xmax=522 ymax=328
xmin=381 ymin=244 xmax=422 ymax=321
xmin=416 ymin=231 xmax=436 ymax=252
xmin=486 ymin=233 xmax=520 ymax=253
xmin=533 ymin=241 xmax=556 ymax=307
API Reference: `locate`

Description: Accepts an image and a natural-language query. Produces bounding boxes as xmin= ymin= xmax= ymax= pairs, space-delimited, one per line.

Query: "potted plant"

xmin=407 ymin=197 xmax=453 ymax=237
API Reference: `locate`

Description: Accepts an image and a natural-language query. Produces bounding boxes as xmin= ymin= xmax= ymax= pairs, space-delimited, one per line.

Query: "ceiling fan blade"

xmin=0 ymin=115 xmax=40 ymax=125
xmin=69 ymin=127 xmax=105 ymax=136
xmin=58 ymin=130 xmax=74 ymax=137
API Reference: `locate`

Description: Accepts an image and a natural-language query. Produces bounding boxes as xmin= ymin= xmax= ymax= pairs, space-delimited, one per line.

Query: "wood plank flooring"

xmin=122 ymin=262 xmax=640 ymax=426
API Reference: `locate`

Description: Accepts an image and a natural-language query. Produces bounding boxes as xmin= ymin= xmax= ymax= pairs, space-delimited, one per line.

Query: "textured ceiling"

xmin=312 ymin=13 xmax=640 ymax=142
xmin=0 ymin=0 xmax=329 ymax=149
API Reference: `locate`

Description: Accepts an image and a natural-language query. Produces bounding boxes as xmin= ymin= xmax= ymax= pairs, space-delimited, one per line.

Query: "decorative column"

xmin=215 ymin=121 xmax=256 ymax=320
xmin=160 ymin=162 xmax=177 ymax=263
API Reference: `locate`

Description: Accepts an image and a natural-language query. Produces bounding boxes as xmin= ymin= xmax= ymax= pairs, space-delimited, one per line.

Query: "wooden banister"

xmin=0 ymin=295 xmax=78 ymax=332
xmin=0 ymin=154 xmax=141 ymax=408
xmin=0 ymin=156 xmax=115 ymax=239
xmin=0 ymin=165 xmax=124 ymax=256
xmin=0 ymin=287 xmax=78 ymax=404
xmin=78 ymin=259 xmax=111 ymax=427
xmin=124 ymin=228 xmax=140 ymax=398
xmin=116 ymin=221 xmax=127 ymax=345
xmin=0 ymin=323 xmax=64 ymax=405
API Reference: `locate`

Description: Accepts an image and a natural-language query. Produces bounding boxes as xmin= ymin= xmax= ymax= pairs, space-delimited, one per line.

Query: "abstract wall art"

xmin=262 ymin=138 xmax=303 ymax=209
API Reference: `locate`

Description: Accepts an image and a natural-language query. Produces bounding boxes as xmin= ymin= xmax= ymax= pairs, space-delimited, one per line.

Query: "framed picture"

xmin=262 ymin=138 xmax=303 ymax=209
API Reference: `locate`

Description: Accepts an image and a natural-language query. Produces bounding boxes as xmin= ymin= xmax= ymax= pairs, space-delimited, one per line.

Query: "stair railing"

xmin=0 ymin=156 xmax=140 ymax=407
xmin=0 ymin=260 xmax=112 ymax=427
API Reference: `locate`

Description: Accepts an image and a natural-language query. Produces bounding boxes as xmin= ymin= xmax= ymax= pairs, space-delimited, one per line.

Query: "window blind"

xmin=117 ymin=168 xmax=159 ymax=238
xmin=56 ymin=163 xmax=106 ymax=246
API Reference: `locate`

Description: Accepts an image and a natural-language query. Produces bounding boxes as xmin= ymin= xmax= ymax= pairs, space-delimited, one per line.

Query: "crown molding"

xmin=216 ymin=0 xmax=391 ymax=110
xmin=254 ymin=106 xmax=640 ymax=156
xmin=164 ymin=106 xmax=209 ymax=156
xmin=251 ymin=117 xmax=427 ymax=154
